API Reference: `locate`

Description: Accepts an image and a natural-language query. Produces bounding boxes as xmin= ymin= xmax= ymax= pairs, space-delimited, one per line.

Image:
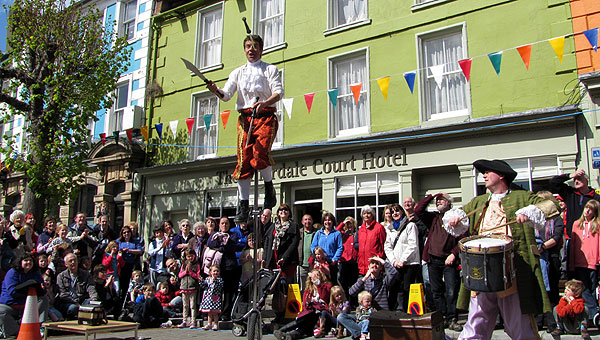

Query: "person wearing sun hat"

xmin=445 ymin=159 xmax=559 ymax=340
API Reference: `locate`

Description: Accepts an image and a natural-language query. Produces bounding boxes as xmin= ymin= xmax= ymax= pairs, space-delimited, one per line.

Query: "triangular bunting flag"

xmin=282 ymin=98 xmax=294 ymax=119
xmin=584 ymin=28 xmax=599 ymax=52
xmin=328 ymin=89 xmax=339 ymax=108
xmin=376 ymin=77 xmax=390 ymax=100
xmin=169 ymin=120 xmax=178 ymax=139
xmin=204 ymin=114 xmax=213 ymax=132
xmin=221 ymin=111 xmax=230 ymax=129
xmin=429 ymin=64 xmax=445 ymax=88
xmin=516 ymin=45 xmax=532 ymax=70
xmin=350 ymin=83 xmax=362 ymax=104
xmin=155 ymin=123 xmax=163 ymax=140
xmin=549 ymin=37 xmax=565 ymax=63
xmin=99 ymin=133 xmax=106 ymax=145
xmin=113 ymin=131 xmax=119 ymax=145
xmin=304 ymin=93 xmax=315 ymax=114
xmin=186 ymin=118 xmax=195 ymax=135
xmin=458 ymin=59 xmax=472 ymax=82
xmin=125 ymin=128 xmax=133 ymax=143
xmin=488 ymin=52 xmax=503 ymax=75
xmin=140 ymin=126 xmax=148 ymax=142
xmin=403 ymin=71 xmax=416 ymax=94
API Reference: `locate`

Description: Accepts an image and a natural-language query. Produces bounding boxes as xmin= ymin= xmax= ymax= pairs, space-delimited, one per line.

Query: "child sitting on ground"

xmin=128 ymin=270 xmax=145 ymax=303
xmin=155 ymin=281 xmax=178 ymax=318
xmin=552 ymin=279 xmax=589 ymax=338
xmin=133 ymin=283 xmax=166 ymax=328
xmin=337 ymin=290 xmax=375 ymax=340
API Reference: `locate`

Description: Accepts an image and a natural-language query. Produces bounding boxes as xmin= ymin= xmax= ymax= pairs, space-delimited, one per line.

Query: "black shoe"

xmin=234 ymin=200 xmax=250 ymax=223
xmin=264 ymin=181 xmax=277 ymax=210
xmin=274 ymin=330 xmax=285 ymax=340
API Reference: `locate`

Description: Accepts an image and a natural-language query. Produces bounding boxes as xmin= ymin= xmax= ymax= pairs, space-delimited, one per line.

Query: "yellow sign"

xmin=407 ymin=283 xmax=426 ymax=315
xmin=284 ymin=284 xmax=302 ymax=319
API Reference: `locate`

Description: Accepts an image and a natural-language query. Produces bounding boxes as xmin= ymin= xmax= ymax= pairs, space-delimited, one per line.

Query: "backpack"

xmin=201 ymin=248 xmax=222 ymax=276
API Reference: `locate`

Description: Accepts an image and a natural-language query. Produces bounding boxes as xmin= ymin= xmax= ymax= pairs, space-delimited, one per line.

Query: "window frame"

xmin=110 ymin=82 xmax=129 ymax=133
xmin=325 ymin=0 xmax=370 ymax=35
xmin=253 ymin=0 xmax=286 ymax=53
xmin=121 ymin=0 xmax=137 ymax=41
xmin=327 ymin=47 xmax=370 ymax=139
xmin=416 ymin=22 xmax=470 ymax=123
xmin=194 ymin=2 xmax=224 ymax=72
xmin=189 ymin=90 xmax=219 ymax=160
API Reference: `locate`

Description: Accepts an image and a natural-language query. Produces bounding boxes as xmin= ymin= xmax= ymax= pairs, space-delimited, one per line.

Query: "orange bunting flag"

xmin=125 ymin=128 xmax=133 ymax=143
xmin=304 ymin=93 xmax=315 ymax=114
xmin=549 ymin=37 xmax=565 ymax=63
xmin=221 ymin=110 xmax=230 ymax=129
xmin=516 ymin=45 xmax=532 ymax=70
xmin=140 ymin=126 xmax=149 ymax=142
xmin=458 ymin=59 xmax=472 ymax=82
xmin=376 ymin=77 xmax=390 ymax=100
xmin=350 ymin=83 xmax=362 ymax=104
xmin=185 ymin=118 xmax=195 ymax=135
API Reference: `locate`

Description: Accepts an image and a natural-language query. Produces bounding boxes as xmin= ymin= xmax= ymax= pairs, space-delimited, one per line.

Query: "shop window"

xmin=190 ymin=93 xmax=219 ymax=160
xmin=206 ymin=188 xmax=267 ymax=219
xmin=329 ymin=48 xmax=369 ymax=138
xmin=476 ymin=156 xmax=559 ymax=195
xmin=417 ymin=24 xmax=469 ymax=121
xmin=255 ymin=0 xmax=285 ymax=51
xmin=196 ymin=3 xmax=223 ymax=70
xmin=335 ymin=173 xmax=398 ymax=224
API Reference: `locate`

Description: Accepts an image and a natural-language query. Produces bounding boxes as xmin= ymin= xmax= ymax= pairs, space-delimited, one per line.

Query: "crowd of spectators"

xmin=0 ymin=169 xmax=599 ymax=339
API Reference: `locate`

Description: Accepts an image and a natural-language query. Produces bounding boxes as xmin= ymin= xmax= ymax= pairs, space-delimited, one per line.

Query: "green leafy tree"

xmin=0 ymin=0 xmax=129 ymax=221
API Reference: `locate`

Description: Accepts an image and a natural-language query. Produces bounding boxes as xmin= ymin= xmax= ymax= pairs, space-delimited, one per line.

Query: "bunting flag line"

xmin=516 ymin=45 xmax=532 ymax=70
xmin=429 ymin=65 xmax=445 ymax=88
xmin=126 ymin=128 xmax=133 ymax=143
xmin=140 ymin=126 xmax=149 ymax=142
xmin=282 ymin=98 xmax=294 ymax=119
xmin=328 ymin=89 xmax=339 ymax=108
xmin=304 ymin=93 xmax=315 ymax=114
xmin=186 ymin=118 xmax=195 ymax=135
xmin=583 ymin=27 xmax=599 ymax=52
xmin=376 ymin=76 xmax=390 ymax=100
xmin=403 ymin=71 xmax=416 ymax=94
xmin=155 ymin=123 xmax=163 ymax=140
xmin=549 ymin=37 xmax=565 ymax=63
xmin=169 ymin=120 xmax=178 ymax=139
xmin=350 ymin=83 xmax=362 ymax=104
xmin=221 ymin=110 xmax=230 ymax=129
xmin=99 ymin=133 xmax=106 ymax=145
xmin=488 ymin=51 xmax=503 ymax=75
xmin=204 ymin=114 xmax=213 ymax=132
xmin=113 ymin=131 xmax=119 ymax=144
xmin=458 ymin=59 xmax=472 ymax=82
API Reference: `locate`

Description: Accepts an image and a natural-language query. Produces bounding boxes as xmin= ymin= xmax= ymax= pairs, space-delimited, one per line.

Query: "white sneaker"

xmin=160 ymin=320 xmax=173 ymax=328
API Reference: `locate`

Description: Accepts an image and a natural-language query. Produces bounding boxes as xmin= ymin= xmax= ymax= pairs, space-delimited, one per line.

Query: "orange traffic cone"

xmin=17 ymin=286 xmax=42 ymax=340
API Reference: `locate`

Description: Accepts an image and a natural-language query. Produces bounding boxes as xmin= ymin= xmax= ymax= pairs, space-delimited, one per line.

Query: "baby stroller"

xmin=231 ymin=268 xmax=282 ymax=337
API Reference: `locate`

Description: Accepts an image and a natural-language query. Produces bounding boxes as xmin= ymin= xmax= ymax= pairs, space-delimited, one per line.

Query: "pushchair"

xmin=231 ymin=268 xmax=282 ymax=337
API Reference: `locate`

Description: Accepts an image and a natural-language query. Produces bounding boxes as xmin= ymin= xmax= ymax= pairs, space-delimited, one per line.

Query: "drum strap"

xmin=474 ymin=200 xmax=490 ymax=235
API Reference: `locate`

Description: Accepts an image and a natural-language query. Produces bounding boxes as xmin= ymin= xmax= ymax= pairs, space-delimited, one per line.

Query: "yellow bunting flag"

xmin=549 ymin=37 xmax=565 ymax=63
xmin=376 ymin=77 xmax=390 ymax=100
xmin=140 ymin=126 xmax=149 ymax=142
xmin=350 ymin=83 xmax=362 ymax=104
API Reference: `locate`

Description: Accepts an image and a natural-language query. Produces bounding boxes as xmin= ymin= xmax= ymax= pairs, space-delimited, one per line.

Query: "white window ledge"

xmin=199 ymin=63 xmax=224 ymax=73
xmin=324 ymin=19 xmax=371 ymax=36
xmin=263 ymin=42 xmax=288 ymax=54
xmin=411 ymin=0 xmax=455 ymax=12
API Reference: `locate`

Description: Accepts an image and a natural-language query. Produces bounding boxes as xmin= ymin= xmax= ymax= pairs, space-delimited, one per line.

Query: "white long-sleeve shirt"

xmin=220 ymin=60 xmax=283 ymax=110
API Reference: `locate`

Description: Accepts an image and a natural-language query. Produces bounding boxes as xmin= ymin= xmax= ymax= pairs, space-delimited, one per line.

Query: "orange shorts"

xmin=233 ymin=110 xmax=278 ymax=180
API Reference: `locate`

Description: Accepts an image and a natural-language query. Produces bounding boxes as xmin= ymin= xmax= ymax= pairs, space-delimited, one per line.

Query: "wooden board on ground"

xmin=42 ymin=320 xmax=139 ymax=340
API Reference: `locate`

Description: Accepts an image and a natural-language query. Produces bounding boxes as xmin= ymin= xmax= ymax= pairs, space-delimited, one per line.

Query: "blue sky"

xmin=0 ymin=0 xmax=13 ymax=52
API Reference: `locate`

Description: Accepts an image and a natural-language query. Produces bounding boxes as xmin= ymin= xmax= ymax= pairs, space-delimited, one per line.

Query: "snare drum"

xmin=458 ymin=235 xmax=515 ymax=292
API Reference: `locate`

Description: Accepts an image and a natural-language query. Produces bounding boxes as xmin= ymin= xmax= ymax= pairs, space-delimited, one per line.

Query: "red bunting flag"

xmin=516 ymin=45 xmax=532 ymax=70
xmin=186 ymin=118 xmax=195 ymax=135
xmin=221 ymin=110 xmax=230 ymax=129
xmin=125 ymin=128 xmax=133 ymax=143
xmin=99 ymin=133 xmax=106 ymax=145
xmin=350 ymin=83 xmax=362 ymax=104
xmin=458 ymin=59 xmax=472 ymax=82
xmin=304 ymin=93 xmax=315 ymax=114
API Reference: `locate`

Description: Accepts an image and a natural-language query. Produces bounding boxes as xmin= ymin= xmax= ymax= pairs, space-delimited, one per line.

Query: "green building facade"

xmin=140 ymin=0 xmax=589 ymax=234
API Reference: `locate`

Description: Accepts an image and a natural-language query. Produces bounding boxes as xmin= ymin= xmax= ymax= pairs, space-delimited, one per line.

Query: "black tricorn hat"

xmin=473 ymin=159 xmax=518 ymax=184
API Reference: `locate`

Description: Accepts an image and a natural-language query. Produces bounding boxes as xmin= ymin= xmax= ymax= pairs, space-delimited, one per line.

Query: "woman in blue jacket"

xmin=311 ymin=212 xmax=343 ymax=284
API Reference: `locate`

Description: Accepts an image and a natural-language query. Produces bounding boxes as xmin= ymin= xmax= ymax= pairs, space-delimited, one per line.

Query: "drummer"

xmin=446 ymin=159 xmax=559 ymax=340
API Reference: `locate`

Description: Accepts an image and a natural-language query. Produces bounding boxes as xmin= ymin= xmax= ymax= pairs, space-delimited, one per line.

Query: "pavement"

xmin=45 ymin=321 xmax=599 ymax=340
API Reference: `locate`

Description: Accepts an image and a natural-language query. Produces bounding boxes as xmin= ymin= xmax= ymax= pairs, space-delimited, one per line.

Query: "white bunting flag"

xmin=169 ymin=120 xmax=178 ymax=139
xmin=429 ymin=64 xmax=445 ymax=89
xmin=282 ymin=97 xmax=294 ymax=120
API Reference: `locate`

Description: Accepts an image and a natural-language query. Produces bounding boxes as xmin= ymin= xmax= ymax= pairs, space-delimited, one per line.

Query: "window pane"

xmin=334 ymin=0 xmax=366 ymax=27
xmin=125 ymin=0 xmax=137 ymax=21
xmin=116 ymin=84 xmax=128 ymax=109
xmin=258 ymin=0 xmax=284 ymax=48
xmin=199 ymin=7 xmax=222 ymax=68
xmin=191 ymin=95 xmax=218 ymax=159
xmin=331 ymin=52 xmax=368 ymax=136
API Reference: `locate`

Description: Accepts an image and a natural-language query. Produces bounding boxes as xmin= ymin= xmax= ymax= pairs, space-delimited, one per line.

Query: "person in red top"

xmin=337 ymin=216 xmax=359 ymax=304
xmin=155 ymin=281 xmax=178 ymax=318
xmin=102 ymin=240 xmax=124 ymax=296
xmin=355 ymin=205 xmax=386 ymax=275
xmin=552 ymin=279 xmax=589 ymax=338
